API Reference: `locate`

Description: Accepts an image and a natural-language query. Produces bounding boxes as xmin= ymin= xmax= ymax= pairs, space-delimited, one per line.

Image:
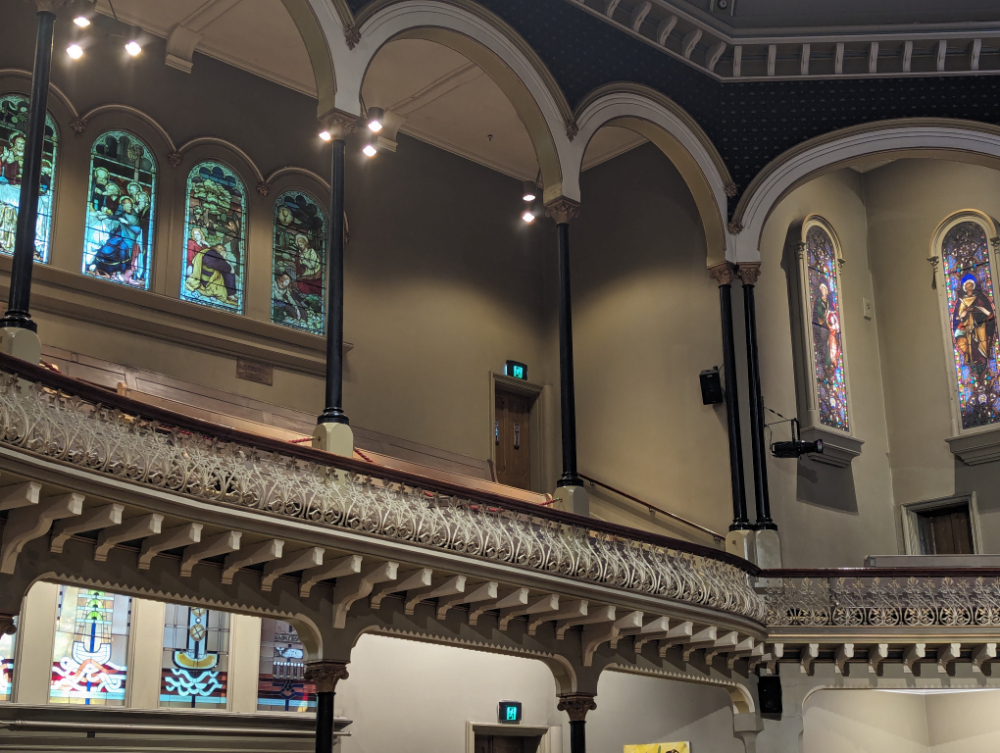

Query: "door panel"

xmin=494 ymin=388 xmax=532 ymax=490
xmin=916 ymin=504 xmax=974 ymax=554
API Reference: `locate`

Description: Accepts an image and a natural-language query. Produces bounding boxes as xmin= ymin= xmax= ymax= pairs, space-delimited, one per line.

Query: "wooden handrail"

xmin=3 ymin=352 xmax=758 ymax=574
xmin=580 ymin=473 xmax=726 ymax=545
xmin=764 ymin=567 xmax=1000 ymax=578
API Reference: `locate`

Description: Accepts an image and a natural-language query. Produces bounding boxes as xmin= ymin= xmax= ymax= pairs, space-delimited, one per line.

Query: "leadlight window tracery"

xmin=159 ymin=605 xmax=230 ymax=708
xmin=939 ymin=216 xmax=1000 ymax=430
xmin=0 ymin=618 xmax=14 ymax=702
xmin=82 ymin=131 xmax=155 ymax=287
xmin=0 ymin=93 xmax=57 ymax=263
xmin=181 ymin=161 xmax=246 ymax=313
xmin=49 ymin=587 xmax=132 ymax=705
xmin=271 ymin=191 xmax=326 ymax=334
xmin=257 ymin=618 xmax=316 ymax=712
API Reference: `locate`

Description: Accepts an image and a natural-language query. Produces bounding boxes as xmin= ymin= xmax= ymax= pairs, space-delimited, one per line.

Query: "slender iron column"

xmin=546 ymin=199 xmax=583 ymax=488
xmin=305 ymin=661 xmax=349 ymax=753
xmin=710 ymin=263 xmax=750 ymax=530
xmin=558 ymin=693 xmax=596 ymax=753
xmin=1 ymin=2 xmax=65 ymax=332
xmin=318 ymin=117 xmax=355 ymax=426
xmin=738 ymin=263 xmax=776 ymax=530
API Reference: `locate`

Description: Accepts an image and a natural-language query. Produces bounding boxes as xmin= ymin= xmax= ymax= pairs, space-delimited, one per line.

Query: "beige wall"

xmin=926 ymin=690 xmax=1000 ymax=752
xmin=804 ymin=690 xmax=929 ymax=753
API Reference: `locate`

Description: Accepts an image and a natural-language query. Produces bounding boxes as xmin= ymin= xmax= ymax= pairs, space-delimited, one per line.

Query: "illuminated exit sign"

xmin=498 ymin=700 xmax=522 ymax=723
xmin=505 ymin=360 xmax=527 ymax=380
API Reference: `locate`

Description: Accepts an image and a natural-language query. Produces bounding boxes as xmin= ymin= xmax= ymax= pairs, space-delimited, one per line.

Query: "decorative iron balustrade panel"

xmin=0 ymin=371 xmax=766 ymax=623
xmin=765 ymin=576 xmax=1000 ymax=628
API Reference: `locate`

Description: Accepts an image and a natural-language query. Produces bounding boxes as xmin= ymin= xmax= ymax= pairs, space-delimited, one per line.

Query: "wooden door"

xmin=917 ymin=504 xmax=974 ymax=554
xmin=474 ymin=736 xmax=540 ymax=753
xmin=494 ymin=388 xmax=532 ymax=490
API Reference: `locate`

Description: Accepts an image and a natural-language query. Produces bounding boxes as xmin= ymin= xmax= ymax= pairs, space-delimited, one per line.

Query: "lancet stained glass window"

xmin=181 ymin=161 xmax=245 ymax=312
xmin=0 ymin=93 xmax=57 ymax=262
xmin=160 ymin=605 xmax=230 ymax=708
xmin=83 ymin=131 xmax=155 ymax=287
xmin=257 ymin=619 xmax=316 ymax=712
xmin=271 ymin=191 xmax=326 ymax=334
xmin=805 ymin=223 xmax=850 ymax=432
xmin=0 ymin=617 xmax=14 ymax=702
xmin=942 ymin=220 xmax=1000 ymax=429
xmin=49 ymin=587 xmax=132 ymax=705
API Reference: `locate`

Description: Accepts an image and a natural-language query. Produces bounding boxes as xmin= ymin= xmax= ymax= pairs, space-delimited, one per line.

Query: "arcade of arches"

xmin=3 ymin=1 xmax=1000 ymax=752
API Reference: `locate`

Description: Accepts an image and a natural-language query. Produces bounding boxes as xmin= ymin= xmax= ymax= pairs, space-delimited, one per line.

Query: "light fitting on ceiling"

xmin=521 ymin=180 xmax=537 ymax=203
xmin=66 ymin=44 xmax=84 ymax=60
xmin=125 ymin=40 xmax=142 ymax=56
xmin=522 ymin=210 xmax=536 ymax=224
xmin=367 ymin=107 xmax=384 ymax=133
xmin=318 ymin=130 xmax=332 ymax=142
xmin=362 ymin=133 xmax=378 ymax=157
xmin=73 ymin=16 xmax=91 ymax=28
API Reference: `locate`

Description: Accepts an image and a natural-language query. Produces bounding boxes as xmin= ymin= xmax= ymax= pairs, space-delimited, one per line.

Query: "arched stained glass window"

xmin=0 ymin=617 xmax=14 ymax=702
xmin=271 ymin=191 xmax=326 ymax=334
xmin=939 ymin=216 xmax=1000 ymax=430
xmin=181 ymin=161 xmax=246 ymax=312
xmin=798 ymin=217 xmax=850 ymax=433
xmin=257 ymin=618 xmax=316 ymax=712
xmin=0 ymin=93 xmax=57 ymax=263
xmin=83 ymin=131 xmax=156 ymax=288
xmin=160 ymin=605 xmax=230 ymax=708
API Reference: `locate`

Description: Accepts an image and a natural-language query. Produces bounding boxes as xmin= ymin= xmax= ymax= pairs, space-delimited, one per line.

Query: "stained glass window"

xmin=82 ymin=131 xmax=155 ymax=287
xmin=181 ymin=161 xmax=246 ymax=312
xmin=941 ymin=220 xmax=1000 ymax=429
xmin=257 ymin=619 xmax=315 ymax=712
xmin=160 ymin=605 xmax=230 ymax=708
xmin=805 ymin=222 xmax=850 ymax=432
xmin=0 ymin=93 xmax=57 ymax=263
xmin=49 ymin=587 xmax=131 ymax=705
xmin=271 ymin=191 xmax=326 ymax=334
xmin=0 ymin=617 xmax=14 ymax=702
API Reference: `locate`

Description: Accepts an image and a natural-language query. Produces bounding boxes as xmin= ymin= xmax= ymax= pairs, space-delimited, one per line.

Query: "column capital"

xmin=0 ymin=614 xmax=15 ymax=636
xmin=30 ymin=0 xmax=73 ymax=12
xmin=708 ymin=261 xmax=738 ymax=286
xmin=545 ymin=198 xmax=580 ymax=225
xmin=557 ymin=692 xmax=597 ymax=721
xmin=305 ymin=660 xmax=350 ymax=693
xmin=321 ymin=111 xmax=360 ymax=139
xmin=736 ymin=262 xmax=761 ymax=286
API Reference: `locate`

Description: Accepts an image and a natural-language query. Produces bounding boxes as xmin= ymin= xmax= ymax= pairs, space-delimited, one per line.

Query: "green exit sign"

xmin=498 ymin=700 xmax=522 ymax=723
xmin=505 ymin=360 xmax=528 ymax=380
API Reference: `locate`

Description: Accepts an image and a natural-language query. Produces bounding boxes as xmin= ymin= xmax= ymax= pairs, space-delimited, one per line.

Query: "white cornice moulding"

xmin=947 ymin=427 xmax=1000 ymax=466
xmin=799 ymin=426 xmax=864 ymax=468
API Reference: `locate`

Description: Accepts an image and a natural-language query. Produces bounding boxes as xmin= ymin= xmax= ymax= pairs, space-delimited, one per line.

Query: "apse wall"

xmin=755 ymin=170 xmax=897 ymax=566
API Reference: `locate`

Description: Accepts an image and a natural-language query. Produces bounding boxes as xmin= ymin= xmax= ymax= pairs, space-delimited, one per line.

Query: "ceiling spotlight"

xmin=367 ymin=107 xmax=384 ymax=133
xmin=363 ymin=143 xmax=378 ymax=158
xmin=522 ymin=180 xmax=537 ymax=203
xmin=522 ymin=210 xmax=536 ymax=224
xmin=125 ymin=40 xmax=142 ymax=57
xmin=67 ymin=44 xmax=84 ymax=60
xmin=73 ymin=15 xmax=91 ymax=28
xmin=318 ymin=130 xmax=332 ymax=142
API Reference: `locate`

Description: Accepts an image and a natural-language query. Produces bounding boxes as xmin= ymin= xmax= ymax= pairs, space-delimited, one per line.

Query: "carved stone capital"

xmin=69 ymin=117 xmax=87 ymax=135
xmin=31 ymin=0 xmax=73 ymax=12
xmin=708 ymin=261 xmax=737 ymax=286
xmin=256 ymin=181 xmax=271 ymax=198
xmin=0 ymin=614 xmax=16 ymax=636
xmin=304 ymin=661 xmax=349 ymax=693
xmin=323 ymin=111 xmax=359 ymax=139
xmin=344 ymin=24 xmax=361 ymax=50
xmin=557 ymin=693 xmax=597 ymax=722
xmin=727 ymin=221 xmax=744 ymax=235
xmin=167 ymin=151 xmax=182 ymax=168
xmin=724 ymin=183 xmax=738 ymax=198
xmin=736 ymin=262 xmax=761 ymax=286
xmin=927 ymin=255 xmax=940 ymax=271
xmin=566 ymin=121 xmax=579 ymax=141
xmin=544 ymin=198 xmax=580 ymax=225
xmin=793 ymin=242 xmax=808 ymax=261
xmin=992 ymin=237 xmax=1000 ymax=255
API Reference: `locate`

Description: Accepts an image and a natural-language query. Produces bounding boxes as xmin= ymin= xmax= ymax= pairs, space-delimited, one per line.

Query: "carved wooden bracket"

xmin=557 ymin=693 xmax=597 ymax=721
xmin=305 ymin=661 xmax=350 ymax=693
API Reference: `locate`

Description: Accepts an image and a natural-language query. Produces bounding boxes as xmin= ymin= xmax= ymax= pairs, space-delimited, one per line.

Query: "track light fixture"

xmin=318 ymin=130 xmax=332 ymax=142
xmin=73 ymin=16 xmax=91 ymax=28
xmin=522 ymin=209 xmax=536 ymax=224
xmin=125 ymin=40 xmax=142 ymax=56
xmin=363 ymin=132 xmax=378 ymax=157
xmin=770 ymin=417 xmax=824 ymax=459
xmin=522 ymin=180 xmax=537 ymax=203
xmin=67 ymin=43 xmax=84 ymax=59
xmin=367 ymin=107 xmax=384 ymax=133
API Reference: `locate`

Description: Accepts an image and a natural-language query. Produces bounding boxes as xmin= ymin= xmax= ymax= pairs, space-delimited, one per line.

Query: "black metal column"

xmin=740 ymin=268 xmax=776 ymax=529
xmin=315 ymin=691 xmax=334 ymax=753
xmin=305 ymin=661 xmax=348 ymax=753
xmin=558 ymin=693 xmax=595 ymax=753
xmin=318 ymin=137 xmax=348 ymax=425
xmin=569 ymin=721 xmax=586 ymax=753
xmin=549 ymin=200 xmax=582 ymax=488
xmin=713 ymin=264 xmax=750 ymax=530
xmin=1 ymin=6 xmax=57 ymax=333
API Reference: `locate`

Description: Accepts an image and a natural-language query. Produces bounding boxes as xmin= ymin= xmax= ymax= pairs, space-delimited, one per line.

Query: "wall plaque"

xmin=236 ymin=358 xmax=273 ymax=386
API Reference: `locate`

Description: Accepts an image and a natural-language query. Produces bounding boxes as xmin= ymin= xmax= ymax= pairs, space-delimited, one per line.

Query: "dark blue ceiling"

xmin=350 ymin=0 xmax=1000 ymax=212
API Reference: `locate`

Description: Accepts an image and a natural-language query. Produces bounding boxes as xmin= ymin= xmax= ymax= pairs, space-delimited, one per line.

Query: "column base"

xmin=552 ymin=484 xmax=589 ymax=517
xmin=312 ymin=422 xmax=354 ymax=457
xmin=726 ymin=529 xmax=756 ymax=562
xmin=0 ymin=326 xmax=40 ymax=365
xmin=754 ymin=528 xmax=783 ymax=588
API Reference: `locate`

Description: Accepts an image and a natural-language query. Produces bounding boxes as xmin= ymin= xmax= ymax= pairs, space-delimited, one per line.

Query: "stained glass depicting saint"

xmin=806 ymin=224 xmax=850 ymax=432
xmin=257 ymin=619 xmax=316 ymax=712
xmin=82 ymin=131 xmax=155 ymax=287
xmin=0 ymin=617 xmax=14 ymax=702
xmin=942 ymin=221 xmax=1000 ymax=429
xmin=0 ymin=93 xmax=57 ymax=263
xmin=271 ymin=192 xmax=326 ymax=334
xmin=181 ymin=162 xmax=245 ymax=312
xmin=49 ymin=587 xmax=131 ymax=705
xmin=160 ymin=605 xmax=230 ymax=708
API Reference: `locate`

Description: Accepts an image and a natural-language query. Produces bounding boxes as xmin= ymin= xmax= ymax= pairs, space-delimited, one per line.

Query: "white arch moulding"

xmin=733 ymin=119 xmax=1000 ymax=264
xmin=342 ymin=0 xmax=575 ymax=203
xmin=571 ymin=84 xmax=735 ymax=267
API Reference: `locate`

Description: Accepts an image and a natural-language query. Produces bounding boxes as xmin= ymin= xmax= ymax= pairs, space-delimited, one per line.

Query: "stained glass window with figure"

xmin=271 ymin=191 xmax=326 ymax=334
xmin=49 ymin=587 xmax=132 ymax=705
xmin=83 ymin=131 xmax=155 ymax=287
xmin=160 ymin=605 xmax=230 ymax=708
xmin=0 ymin=93 xmax=57 ymax=263
xmin=0 ymin=617 xmax=14 ymax=702
xmin=181 ymin=161 xmax=246 ymax=312
xmin=805 ymin=222 xmax=850 ymax=432
xmin=941 ymin=220 xmax=1000 ymax=429
xmin=257 ymin=618 xmax=316 ymax=712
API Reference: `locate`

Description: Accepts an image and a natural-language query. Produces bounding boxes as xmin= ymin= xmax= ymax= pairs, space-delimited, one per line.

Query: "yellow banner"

xmin=623 ymin=744 xmax=690 ymax=753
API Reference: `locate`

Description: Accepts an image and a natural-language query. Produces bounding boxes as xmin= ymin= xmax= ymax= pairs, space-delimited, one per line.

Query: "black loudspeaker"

xmin=758 ymin=675 xmax=782 ymax=714
xmin=699 ymin=368 xmax=724 ymax=405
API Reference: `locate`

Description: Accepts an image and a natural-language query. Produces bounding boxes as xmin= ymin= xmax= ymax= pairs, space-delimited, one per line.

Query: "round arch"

xmin=284 ymin=0 xmax=342 ymax=119
xmin=570 ymin=84 xmax=734 ymax=267
xmin=733 ymin=119 xmax=1000 ymax=263
xmin=339 ymin=0 xmax=574 ymax=203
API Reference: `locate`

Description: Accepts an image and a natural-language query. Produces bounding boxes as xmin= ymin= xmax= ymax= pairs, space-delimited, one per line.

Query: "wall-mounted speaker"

xmin=758 ymin=675 xmax=782 ymax=715
xmin=700 ymin=368 xmax=724 ymax=405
